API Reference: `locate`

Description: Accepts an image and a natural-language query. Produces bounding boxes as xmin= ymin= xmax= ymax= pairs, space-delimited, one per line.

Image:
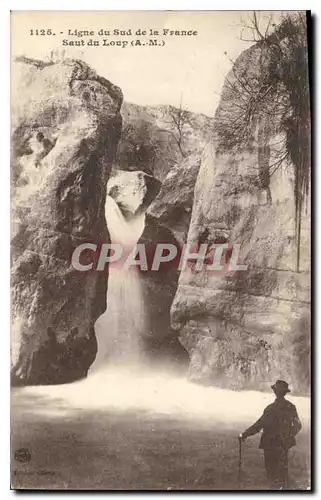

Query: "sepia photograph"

xmin=10 ymin=10 xmax=311 ymax=491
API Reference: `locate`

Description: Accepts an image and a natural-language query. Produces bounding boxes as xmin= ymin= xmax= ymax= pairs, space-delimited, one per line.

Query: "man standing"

xmin=240 ymin=380 xmax=302 ymax=490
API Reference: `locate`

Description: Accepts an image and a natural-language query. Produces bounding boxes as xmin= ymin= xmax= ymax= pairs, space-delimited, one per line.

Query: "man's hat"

xmin=271 ymin=379 xmax=291 ymax=393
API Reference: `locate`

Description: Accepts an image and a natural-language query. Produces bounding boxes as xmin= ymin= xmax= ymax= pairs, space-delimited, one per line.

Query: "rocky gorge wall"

xmin=171 ymin=44 xmax=311 ymax=394
xmin=11 ymin=58 xmax=123 ymax=385
xmin=171 ymin=143 xmax=310 ymax=394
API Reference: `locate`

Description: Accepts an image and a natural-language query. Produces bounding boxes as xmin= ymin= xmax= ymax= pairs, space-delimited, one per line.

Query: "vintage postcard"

xmin=11 ymin=10 xmax=311 ymax=490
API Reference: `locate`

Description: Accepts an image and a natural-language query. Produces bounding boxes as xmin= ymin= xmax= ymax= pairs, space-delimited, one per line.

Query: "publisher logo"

xmin=14 ymin=448 xmax=31 ymax=463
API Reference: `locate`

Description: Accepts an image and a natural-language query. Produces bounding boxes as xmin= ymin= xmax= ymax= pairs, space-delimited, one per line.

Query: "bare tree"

xmin=216 ymin=11 xmax=310 ymax=271
xmin=160 ymin=99 xmax=191 ymax=158
xmin=238 ymin=11 xmax=276 ymax=43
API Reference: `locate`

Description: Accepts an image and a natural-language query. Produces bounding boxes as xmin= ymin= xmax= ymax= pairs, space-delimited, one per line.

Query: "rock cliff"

xmin=11 ymin=58 xmax=123 ymax=385
xmin=116 ymin=103 xmax=209 ymax=242
xmin=171 ymin=41 xmax=310 ymax=394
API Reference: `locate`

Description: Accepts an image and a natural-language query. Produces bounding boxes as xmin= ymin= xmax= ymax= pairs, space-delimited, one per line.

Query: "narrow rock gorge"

xmin=11 ymin=25 xmax=310 ymax=395
xmin=10 ymin=12 xmax=311 ymax=493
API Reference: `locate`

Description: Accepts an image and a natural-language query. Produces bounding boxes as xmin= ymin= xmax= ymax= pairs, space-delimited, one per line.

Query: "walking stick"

xmin=238 ymin=435 xmax=243 ymax=486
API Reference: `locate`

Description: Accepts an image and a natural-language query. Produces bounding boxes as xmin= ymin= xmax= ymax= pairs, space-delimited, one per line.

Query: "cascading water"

xmin=12 ymin=191 xmax=310 ymax=490
xmin=89 ymin=195 xmax=147 ymax=372
xmin=12 ymin=191 xmax=310 ymax=425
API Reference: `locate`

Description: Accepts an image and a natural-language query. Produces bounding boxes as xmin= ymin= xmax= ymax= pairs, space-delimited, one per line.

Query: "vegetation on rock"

xmin=216 ymin=12 xmax=310 ymax=270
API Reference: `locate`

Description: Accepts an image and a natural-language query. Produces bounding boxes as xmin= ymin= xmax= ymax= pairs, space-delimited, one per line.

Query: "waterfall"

xmin=15 ymin=193 xmax=310 ymax=448
xmin=89 ymin=195 xmax=147 ymax=373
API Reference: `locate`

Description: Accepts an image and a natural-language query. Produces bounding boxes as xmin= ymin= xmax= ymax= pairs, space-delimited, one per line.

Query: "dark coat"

xmin=243 ymin=398 xmax=302 ymax=450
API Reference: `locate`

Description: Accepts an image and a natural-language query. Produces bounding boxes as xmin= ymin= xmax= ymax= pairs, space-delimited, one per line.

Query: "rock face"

xmin=148 ymin=154 xmax=202 ymax=245
xmin=11 ymin=58 xmax=123 ymax=385
xmin=139 ymin=215 xmax=189 ymax=368
xmin=172 ymin=144 xmax=310 ymax=394
xmin=171 ymin=50 xmax=310 ymax=394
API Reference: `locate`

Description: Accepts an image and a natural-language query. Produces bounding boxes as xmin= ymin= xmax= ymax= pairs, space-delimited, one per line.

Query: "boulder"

xmin=107 ymin=170 xmax=161 ymax=217
xmin=11 ymin=57 xmax=123 ymax=385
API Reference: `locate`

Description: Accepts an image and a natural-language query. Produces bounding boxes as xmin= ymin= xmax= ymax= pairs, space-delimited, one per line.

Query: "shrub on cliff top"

xmin=216 ymin=12 xmax=310 ymax=271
